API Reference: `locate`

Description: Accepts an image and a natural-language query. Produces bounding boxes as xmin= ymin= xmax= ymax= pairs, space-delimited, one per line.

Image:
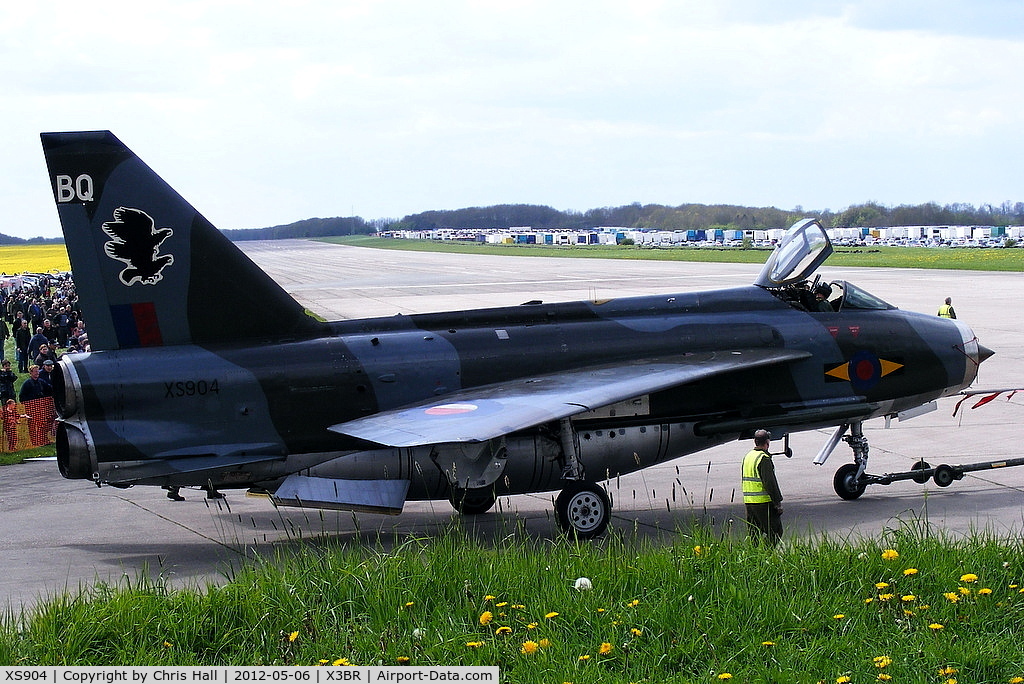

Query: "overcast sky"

xmin=3 ymin=0 xmax=1023 ymax=239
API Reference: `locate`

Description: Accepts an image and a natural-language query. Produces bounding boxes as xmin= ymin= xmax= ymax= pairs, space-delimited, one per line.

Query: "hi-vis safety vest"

xmin=938 ymin=304 xmax=954 ymax=318
xmin=742 ymin=449 xmax=773 ymax=504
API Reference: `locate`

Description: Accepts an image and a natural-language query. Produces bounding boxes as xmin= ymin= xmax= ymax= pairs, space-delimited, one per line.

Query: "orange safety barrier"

xmin=1 ymin=397 xmax=56 ymax=452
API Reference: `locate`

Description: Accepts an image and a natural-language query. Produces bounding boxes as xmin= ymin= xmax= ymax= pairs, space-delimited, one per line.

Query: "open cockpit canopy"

xmin=757 ymin=218 xmax=895 ymax=313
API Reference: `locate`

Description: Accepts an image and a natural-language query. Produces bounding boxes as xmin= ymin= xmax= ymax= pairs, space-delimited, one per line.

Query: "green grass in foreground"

xmin=322 ymin=236 xmax=1024 ymax=272
xmin=3 ymin=525 xmax=1023 ymax=682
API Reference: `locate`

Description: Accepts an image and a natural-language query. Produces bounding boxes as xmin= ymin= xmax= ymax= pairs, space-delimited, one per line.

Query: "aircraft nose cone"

xmin=978 ymin=344 xmax=995 ymax=364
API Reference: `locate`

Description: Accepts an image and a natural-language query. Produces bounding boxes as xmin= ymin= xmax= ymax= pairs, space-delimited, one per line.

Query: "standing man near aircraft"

xmin=742 ymin=429 xmax=784 ymax=546
xmin=938 ymin=297 xmax=957 ymax=319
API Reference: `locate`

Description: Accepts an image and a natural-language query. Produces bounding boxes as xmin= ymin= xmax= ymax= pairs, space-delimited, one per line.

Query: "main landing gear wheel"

xmin=555 ymin=482 xmax=611 ymax=539
xmin=449 ymin=487 xmax=497 ymax=515
xmin=834 ymin=463 xmax=867 ymax=501
xmin=911 ymin=460 xmax=932 ymax=484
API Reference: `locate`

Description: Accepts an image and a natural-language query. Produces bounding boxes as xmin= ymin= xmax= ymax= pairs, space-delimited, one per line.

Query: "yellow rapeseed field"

xmin=0 ymin=244 xmax=70 ymax=275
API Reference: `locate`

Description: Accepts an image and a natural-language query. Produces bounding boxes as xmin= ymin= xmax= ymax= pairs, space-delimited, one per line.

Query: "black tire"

xmin=555 ymin=482 xmax=611 ymax=539
xmin=911 ymin=460 xmax=932 ymax=484
xmin=449 ymin=487 xmax=497 ymax=515
xmin=834 ymin=463 xmax=867 ymax=500
xmin=933 ymin=464 xmax=957 ymax=488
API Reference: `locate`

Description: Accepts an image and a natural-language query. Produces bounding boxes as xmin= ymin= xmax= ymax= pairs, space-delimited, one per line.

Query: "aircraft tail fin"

xmin=41 ymin=131 xmax=326 ymax=351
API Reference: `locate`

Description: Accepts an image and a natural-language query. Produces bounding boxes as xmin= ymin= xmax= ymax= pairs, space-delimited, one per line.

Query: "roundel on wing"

xmin=425 ymin=403 xmax=479 ymax=416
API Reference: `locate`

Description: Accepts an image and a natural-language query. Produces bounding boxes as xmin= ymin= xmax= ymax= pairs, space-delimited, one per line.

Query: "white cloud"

xmin=3 ymin=0 xmax=1023 ymax=239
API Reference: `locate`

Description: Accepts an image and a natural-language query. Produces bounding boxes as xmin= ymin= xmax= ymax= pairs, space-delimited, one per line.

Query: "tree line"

xmin=218 ymin=200 xmax=1024 ymax=241
xmin=14 ymin=200 xmax=1022 ymax=244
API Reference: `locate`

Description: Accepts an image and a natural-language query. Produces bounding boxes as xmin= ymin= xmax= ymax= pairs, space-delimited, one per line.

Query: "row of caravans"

xmin=385 ymin=225 xmax=1024 ymax=246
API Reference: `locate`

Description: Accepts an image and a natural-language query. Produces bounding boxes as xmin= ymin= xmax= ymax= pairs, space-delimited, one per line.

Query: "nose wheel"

xmin=555 ymin=481 xmax=611 ymax=539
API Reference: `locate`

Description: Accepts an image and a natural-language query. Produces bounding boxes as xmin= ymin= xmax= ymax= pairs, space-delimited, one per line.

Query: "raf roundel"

xmin=424 ymin=403 xmax=479 ymax=416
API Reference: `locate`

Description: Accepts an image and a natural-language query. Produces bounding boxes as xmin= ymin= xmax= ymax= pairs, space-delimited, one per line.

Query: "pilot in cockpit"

xmin=814 ymin=284 xmax=834 ymax=312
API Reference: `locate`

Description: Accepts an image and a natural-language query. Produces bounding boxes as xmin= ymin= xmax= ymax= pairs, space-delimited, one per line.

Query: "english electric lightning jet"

xmin=41 ymin=131 xmax=993 ymax=538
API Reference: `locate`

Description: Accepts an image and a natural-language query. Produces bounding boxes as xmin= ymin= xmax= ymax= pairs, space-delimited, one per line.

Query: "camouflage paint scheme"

xmin=41 ymin=131 xmax=990 ymax=537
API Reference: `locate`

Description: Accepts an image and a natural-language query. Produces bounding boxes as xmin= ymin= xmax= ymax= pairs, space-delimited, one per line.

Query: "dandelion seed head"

xmin=574 ymin=577 xmax=593 ymax=591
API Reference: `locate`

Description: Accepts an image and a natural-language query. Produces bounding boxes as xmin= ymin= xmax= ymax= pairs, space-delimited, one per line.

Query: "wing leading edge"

xmin=330 ymin=348 xmax=812 ymax=447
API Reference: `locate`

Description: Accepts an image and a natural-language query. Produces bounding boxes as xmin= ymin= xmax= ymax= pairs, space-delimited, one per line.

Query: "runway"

xmin=1 ymin=240 xmax=1021 ymax=610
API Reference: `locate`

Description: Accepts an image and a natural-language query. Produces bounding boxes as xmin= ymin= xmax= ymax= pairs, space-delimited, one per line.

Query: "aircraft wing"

xmin=330 ymin=348 xmax=812 ymax=447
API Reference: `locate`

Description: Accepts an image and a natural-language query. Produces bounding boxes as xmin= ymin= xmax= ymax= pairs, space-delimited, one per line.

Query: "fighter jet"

xmin=41 ymin=131 xmax=992 ymax=538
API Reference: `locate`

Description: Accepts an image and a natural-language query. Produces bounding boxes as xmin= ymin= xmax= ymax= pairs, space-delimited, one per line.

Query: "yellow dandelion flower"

xmin=527 ymin=622 xmax=538 ymax=629
xmin=694 ymin=545 xmax=703 ymax=555
xmin=903 ymin=567 xmax=919 ymax=576
xmin=943 ymin=592 xmax=960 ymax=602
xmin=762 ymin=641 xmax=776 ymax=646
xmin=944 ymin=679 xmax=957 ymax=684
xmin=512 ymin=604 xmax=525 ymax=609
xmin=864 ymin=598 xmax=874 ymax=604
xmin=578 ymin=654 xmax=591 ymax=661
xmin=599 ymin=642 xmax=613 ymax=655
xmin=596 ymin=608 xmax=606 ymax=613
xmin=333 ymin=659 xmax=352 ymax=666
xmin=874 ymin=656 xmax=892 ymax=668
xmin=878 ymin=675 xmax=892 ymax=681
xmin=631 ymin=628 xmax=643 ymax=636
xmin=484 ymin=595 xmax=496 ymax=601
xmin=404 ymin=601 xmax=414 ymax=608
xmin=496 ymin=601 xmax=509 ymax=607
xmin=960 ymin=573 xmax=978 ymax=583
xmin=628 ymin=599 xmax=640 ymax=607
xmin=903 ymin=609 xmax=915 ymax=617
xmin=834 ymin=614 xmax=846 ymax=619
xmin=879 ymin=593 xmax=895 ymax=601
xmin=875 ymin=582 xmax=890 ymax=589
xmin=929 ymin=623 xmax=944 ymax=631
xmin=539 ymin=638 xmax=551 ymax=648
xmin=717 ymin=675 xmax=733 ymax=681
xmin=163 ymin=641 xmax=172 ymax=648
xmin=545 ymin=611 xmax=560 ymax=619
xmin=521 ymin=640 xmax=539 ymax=655
xmin=479 ymin=611 xmax=493 ymax=626
xmin=959 ymin=586 xmax=972 ymax=595
xmin=466 ymin=641 xmax=484 ymax=648
xmin=881 ymin=549 xmax=900 ymax=560
xmin=396 ymin=657 xmax=410 ymax=665
xmin=938 ymin=667 xmax=958 ymax=676
xmin=288 ymin=631 xmax=299 ymax=643
xmin=901 ymin=594 xmax=916 ymax=602
xmin=1009 ymin=678 xmax=1024 ymax=684
xmin=979 ymin=587 xmax=993 ymax=595
xmin=838 ymin=676 xmax=852 ymax=683
xmin=496 ymin=626 xmax=513 ymax=635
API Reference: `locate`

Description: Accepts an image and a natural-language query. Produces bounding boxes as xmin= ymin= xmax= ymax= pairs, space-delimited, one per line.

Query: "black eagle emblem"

xmin=101 ymin=207 xmax=175 ymax=286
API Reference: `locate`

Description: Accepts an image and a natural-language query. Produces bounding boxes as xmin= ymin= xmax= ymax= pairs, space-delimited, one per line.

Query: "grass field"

xmin=2 ymin=524 xmax=1023 ymax=681
xmin=323 ymin=236 xmax=1024 ymax=272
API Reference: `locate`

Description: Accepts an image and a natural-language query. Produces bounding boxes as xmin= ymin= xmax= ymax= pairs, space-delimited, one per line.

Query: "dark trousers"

xmin=745 ymin=503 xmax=783 ymax=546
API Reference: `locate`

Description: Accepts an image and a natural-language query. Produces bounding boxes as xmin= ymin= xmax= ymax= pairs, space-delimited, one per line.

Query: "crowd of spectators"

xmin=0 ymin=272 xmax=82 ymax=450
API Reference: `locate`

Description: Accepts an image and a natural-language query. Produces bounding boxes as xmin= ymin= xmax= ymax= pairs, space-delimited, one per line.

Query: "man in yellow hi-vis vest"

xmin=741 ymin=429 xmax=784 ymax=546
xmin=937 ymin=297 xmax=956 ymax=319
xmin=937 ymin=296 xmax=954 ymax=319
